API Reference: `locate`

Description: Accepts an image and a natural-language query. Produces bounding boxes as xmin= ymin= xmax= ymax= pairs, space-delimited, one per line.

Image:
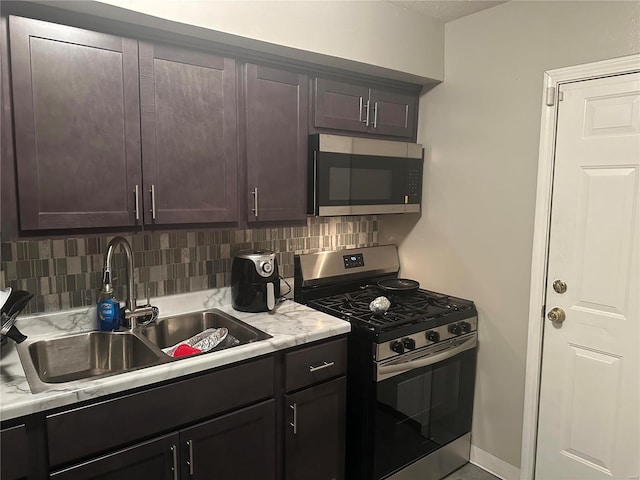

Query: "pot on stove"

xmin=231 ymin=249 xmax=280 ymax=312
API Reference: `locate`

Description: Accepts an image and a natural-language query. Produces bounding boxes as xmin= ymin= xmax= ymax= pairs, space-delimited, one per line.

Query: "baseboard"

xmin=470 ymin=445 xmax=521 ymax=480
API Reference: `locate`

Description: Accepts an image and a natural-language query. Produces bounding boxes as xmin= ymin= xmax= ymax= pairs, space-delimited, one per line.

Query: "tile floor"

xmin=442 ymin=463 xmax=501 ymax=480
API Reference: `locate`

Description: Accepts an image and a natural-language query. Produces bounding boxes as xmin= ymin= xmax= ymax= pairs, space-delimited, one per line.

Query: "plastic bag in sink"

xmin=162 ymin=328 xmax=229 ymax=357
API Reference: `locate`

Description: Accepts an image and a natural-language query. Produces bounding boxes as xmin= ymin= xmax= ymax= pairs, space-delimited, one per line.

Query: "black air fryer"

xmin=231 ymin=249 xmax=280 ymax=312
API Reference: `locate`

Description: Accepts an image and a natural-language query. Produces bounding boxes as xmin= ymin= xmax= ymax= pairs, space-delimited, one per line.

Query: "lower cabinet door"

xmin=285 ymin=377 xmax=347 ymax=480
xmin=1 ymin=424 xmax=29 ymax=480
xmin=180 ymin=399 xmax=276 ymax=480
xmin=50 ymin=433 xmax=180 ymax=480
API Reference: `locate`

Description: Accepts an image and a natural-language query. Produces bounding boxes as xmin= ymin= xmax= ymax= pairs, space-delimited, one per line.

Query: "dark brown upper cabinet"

xmin=139 ymin=43 xmax=238 ymax=225
xmin=9 ymin=16 xmax=142 ymax=230
xmin=314 ymin=77 xmax=418 ymax=139
xmin=244 ymin=64 xmax=308 ymax=224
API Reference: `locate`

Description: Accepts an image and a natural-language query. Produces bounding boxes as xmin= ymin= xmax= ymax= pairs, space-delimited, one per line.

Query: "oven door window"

xmin=316 ymin=152 xmax=408 ymax=206
xmin=373 ymin=347 xmax=477 ymax=479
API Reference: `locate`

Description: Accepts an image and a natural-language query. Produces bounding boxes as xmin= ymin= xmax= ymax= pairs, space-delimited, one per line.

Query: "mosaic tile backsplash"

xmin=1 ymin=216 xmax=378 ymax=314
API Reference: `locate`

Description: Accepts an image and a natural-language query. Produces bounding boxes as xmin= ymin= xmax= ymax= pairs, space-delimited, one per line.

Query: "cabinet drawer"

xmin=285 ymin=338 xmax=346 ymax=392
xmin=47 ymin=356 xmax=274 ymax=468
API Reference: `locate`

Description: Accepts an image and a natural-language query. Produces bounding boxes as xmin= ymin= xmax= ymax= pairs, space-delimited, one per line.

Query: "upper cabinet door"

xmin=139 ymin=43 xmax=238 ymax=225
xmin=314 ymin=78 xmax=369 ymax=133
xmin=245 ymin=64 xmax=308 ymax=223
xmin=9 ymin=16 xmax=142 ymax=230
xmin=368 ymin=88 xmax=418 ymax=138
xmin=313 ymin=77 xmax=418 ymax=140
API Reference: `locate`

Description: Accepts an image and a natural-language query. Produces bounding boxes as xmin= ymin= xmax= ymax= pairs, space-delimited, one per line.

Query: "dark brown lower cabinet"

xmin=182 ymin=399 xmax=275 ymax=480
xmin=1 ymin=339 xmax=346 ymax=480
xmin=50 ymin=400 xmax=275 ymax=480
xmin=285 ymin=377 xmax=347 ymax=480
xmin=0 ymin=424 xmax=29 ymax=480
xmin=50 ymin=433 xmax=179 ymax=480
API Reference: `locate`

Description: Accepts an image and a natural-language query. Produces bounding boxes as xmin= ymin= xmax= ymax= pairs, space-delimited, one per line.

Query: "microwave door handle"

xmin=377 ymin=336 xmax=476 ymax=379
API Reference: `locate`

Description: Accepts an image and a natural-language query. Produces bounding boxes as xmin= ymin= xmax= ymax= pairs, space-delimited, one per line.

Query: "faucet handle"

xmin=124 ymin=304 xmax=159 ymax=329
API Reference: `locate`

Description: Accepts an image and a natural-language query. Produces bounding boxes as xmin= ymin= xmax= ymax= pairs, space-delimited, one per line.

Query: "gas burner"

xmin=308 ymin=287 xmax=474 ymax=337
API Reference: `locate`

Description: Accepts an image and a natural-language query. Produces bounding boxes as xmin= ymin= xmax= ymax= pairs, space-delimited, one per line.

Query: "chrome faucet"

xmin=102 ymin=236 xmax=157 ymax=329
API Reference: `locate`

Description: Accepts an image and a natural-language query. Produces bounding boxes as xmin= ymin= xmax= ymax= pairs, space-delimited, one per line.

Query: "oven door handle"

xmin=376 ymin=335 xmax=476 ymax=381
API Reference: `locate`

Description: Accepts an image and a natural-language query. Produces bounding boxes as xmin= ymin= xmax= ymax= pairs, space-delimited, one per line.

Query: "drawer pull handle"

xmin=309 ymin=361 xmax=335 ymax=372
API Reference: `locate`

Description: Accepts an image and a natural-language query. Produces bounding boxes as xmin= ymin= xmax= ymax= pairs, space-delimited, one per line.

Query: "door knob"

xmin=547 ymin=307 xmax=566 ymax=323
xmin=553 ymin=280 xmax=567 ymax=294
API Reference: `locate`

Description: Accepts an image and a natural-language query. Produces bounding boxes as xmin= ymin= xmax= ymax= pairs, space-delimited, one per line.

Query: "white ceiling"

xmin=389 ymin=0 xmax=508 ymax=23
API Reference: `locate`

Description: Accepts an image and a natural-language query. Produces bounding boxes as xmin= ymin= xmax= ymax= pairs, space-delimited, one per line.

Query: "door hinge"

xmin=545 ymin=87 xmax=556 ymax=106
xmin=558 ymin=90 xmax=564 ymax=102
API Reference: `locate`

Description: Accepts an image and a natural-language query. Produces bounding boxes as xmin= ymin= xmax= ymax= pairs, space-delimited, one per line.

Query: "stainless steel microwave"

xmin=308 ymin=134 xmax=423 ymax=216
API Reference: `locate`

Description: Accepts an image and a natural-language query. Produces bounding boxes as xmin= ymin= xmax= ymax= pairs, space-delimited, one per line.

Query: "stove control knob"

xmin=448 ymin=324 xmax=462 ymax=336
xmin=402 ymin=338 xmax=416 ymax=351
xmin=390 ymin=341 xmax=405 ymax=354
xmin=459 ymin=322 xmax=472 ymax=334
xmin=426 ymin=331 xmax=440 ymax=343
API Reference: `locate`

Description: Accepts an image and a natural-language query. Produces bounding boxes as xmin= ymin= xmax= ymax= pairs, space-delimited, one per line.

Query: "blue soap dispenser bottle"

xmin=97 ymin=270 xmax=120 ymax=331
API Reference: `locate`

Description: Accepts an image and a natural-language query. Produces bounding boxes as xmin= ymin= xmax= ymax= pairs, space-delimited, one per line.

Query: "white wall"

xmin=43 ymin=0 xmax=444 ymax=84
xmin=380 ymin=1 xmax=640 ymax=473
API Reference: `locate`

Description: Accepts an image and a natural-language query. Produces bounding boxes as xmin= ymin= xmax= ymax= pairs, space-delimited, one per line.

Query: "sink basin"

xmin=137 ymin=309 xmax=272 ymax=354
xmin=17 ymin=332 xmax=166 ymax=392
xmin=16 ymin=309 xmax=272 ymax=393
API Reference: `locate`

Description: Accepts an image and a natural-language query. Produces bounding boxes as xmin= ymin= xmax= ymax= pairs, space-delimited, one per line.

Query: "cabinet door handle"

xmin=186 ymin=440 xmax=194 ymax=476
xmin=289 ymin=403 xmax=297 ymax=435
xmin=309 ymin=361 xmax=335 ymax=372
xmin=170 ymin=445 xmax=178 ymax=480
xmin=251 ymin=187 xmax=259 ymax=217
xmin=358 ymin=96 xmax=365 ymax=123
xmin=134 ymin=185 xmax=140 ymax=221
xmin=363 ymin=99 xmax=371 ymax=126
xmin=372 ymin=101 xmax=378 ymax=128
xmin=149 ymin=184 xmax=157 ymax=221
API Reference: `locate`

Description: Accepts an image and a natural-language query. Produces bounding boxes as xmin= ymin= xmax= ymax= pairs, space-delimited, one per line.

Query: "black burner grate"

xmin=309 ymin=288 xmax=474 ymax=334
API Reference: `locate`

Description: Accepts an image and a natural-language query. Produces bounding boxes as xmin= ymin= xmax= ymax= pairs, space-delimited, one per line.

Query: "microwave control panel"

xmin=406 ymin=159 xmax=423 ymax=203
xmin=407 ymin=168 xmax=421 ymax=197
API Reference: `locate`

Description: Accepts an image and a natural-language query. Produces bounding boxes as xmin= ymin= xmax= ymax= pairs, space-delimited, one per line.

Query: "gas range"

xmin=294 ymin=245 xmax=479 ymax=480
xmin=294 ymin=244 xmax=477 ymax=348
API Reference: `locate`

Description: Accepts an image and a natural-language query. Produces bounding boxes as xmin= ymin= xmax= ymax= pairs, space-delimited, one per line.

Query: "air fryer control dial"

xmin=233 ymin=249 xmax=278 ymax=278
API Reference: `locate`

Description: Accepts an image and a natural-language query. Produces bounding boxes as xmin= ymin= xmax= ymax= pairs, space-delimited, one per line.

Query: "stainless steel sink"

xmin=136 ymin=309 xmax=272 ymax=354
xmin=17 ymin=331 xmax=168 ymax=393
xmin=16 ymin=309 xmax=272 ymax=393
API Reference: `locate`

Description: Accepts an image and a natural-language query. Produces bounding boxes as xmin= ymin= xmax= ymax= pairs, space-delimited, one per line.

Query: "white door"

xmin=535 ymin=73 xmax=640 ymax=480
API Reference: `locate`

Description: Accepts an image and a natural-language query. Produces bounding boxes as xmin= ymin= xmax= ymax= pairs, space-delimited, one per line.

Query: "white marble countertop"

xmin=0 ymin=287 xmax=350 ymax=422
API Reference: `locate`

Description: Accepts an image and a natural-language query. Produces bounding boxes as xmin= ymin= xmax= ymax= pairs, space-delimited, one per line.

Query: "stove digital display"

xmin=343 ymin=253 xmax=364 ymax=269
